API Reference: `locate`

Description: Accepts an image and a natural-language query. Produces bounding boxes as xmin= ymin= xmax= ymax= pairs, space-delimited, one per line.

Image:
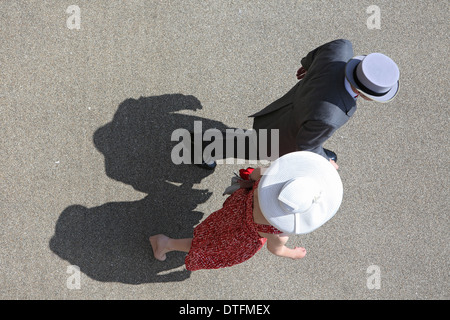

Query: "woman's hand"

xmin=249 ymin=167 xmax=263 ymax=181
xmin=290 ymin=247 xmax=307 ymax=260
xmin=330 ymin=159 xmax=339 ymax=170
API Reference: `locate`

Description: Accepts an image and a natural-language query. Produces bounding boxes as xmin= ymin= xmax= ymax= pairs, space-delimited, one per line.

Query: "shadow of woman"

xmin=49 ymin=94 xmax=231 ymax=284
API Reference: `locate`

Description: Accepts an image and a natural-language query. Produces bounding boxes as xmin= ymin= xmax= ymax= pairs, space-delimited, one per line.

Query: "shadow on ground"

xmin=49 ymin=94 xmax=230 ymax=283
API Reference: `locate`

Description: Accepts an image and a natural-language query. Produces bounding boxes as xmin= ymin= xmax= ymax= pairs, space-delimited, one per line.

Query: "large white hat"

xmin=345 ymin=53 xmax=400 ymax=103
xmin=258 ymin=151 xmax=343 ymax=235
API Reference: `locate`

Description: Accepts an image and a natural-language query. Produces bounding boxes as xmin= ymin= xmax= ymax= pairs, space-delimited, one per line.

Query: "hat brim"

xmin=258 ymin=151 xmax=343 ymax=235
xmin=345 ymin=55 xmax=399 ymax=103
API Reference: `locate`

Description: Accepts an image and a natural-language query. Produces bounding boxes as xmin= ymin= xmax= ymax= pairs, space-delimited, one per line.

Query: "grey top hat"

xmin=345 ymin=53 xmax=400 ymax=102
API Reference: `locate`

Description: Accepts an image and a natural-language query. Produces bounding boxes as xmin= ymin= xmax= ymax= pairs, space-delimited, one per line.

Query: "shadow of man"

xmin=49 ymin=94 xmax=230 ymax=284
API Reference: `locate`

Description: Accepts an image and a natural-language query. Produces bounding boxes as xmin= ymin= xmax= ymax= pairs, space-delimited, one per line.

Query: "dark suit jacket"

xmin=250 ymin=39 xmax=357 ymax=159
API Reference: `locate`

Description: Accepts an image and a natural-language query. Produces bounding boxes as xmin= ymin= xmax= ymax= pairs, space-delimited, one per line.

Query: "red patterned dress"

xmin=185 ymin=180 xmax=282 ymax=271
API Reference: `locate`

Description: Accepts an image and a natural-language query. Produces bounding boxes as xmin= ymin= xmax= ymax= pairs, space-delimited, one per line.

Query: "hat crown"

xmin=356 ymin=53 xmax=400 ymax=93
xmin=277 ymin=178 xmax=321 ymax=214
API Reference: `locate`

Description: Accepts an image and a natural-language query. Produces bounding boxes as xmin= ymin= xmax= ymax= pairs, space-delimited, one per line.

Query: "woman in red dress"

xmin=150 ymin=167 xmax=307 ymax=271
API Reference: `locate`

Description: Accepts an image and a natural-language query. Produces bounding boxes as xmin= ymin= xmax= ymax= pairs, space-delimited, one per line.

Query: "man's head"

xmin=350 ymin=85 xmax=375 ymax=101
xmin=345 ymin=53 xmax=400 ymax=103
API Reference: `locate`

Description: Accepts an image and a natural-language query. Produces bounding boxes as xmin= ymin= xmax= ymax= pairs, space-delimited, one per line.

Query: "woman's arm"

xmin=262 ymin=233 xmax=306 ymax=260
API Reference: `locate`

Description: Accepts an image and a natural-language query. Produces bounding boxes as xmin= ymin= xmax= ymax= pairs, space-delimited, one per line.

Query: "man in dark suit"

xmin=196 ymin=39 xmax=400 ymax=170
xmin=250 ymin=39 xmax=400 ymax=170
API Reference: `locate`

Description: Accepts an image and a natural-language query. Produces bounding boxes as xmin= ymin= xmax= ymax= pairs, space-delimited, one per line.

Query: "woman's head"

xmin=257 ymin=151 xmax=343 ymax=234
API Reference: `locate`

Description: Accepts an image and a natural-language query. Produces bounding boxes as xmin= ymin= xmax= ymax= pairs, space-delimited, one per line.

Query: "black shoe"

xmin=195 ymin=160 xmax=217 ymax=170
xmin=324 ymin=149 xmax=337 ymax=162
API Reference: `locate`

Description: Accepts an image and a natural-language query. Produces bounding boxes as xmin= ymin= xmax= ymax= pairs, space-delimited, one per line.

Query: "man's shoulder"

xmin=300 ymin=98 xmax=354 ymax=126
xmin=327 ymin=39 xmax=353 ymax=48
xmin=317 ymin=39 xmax=354 ymax=62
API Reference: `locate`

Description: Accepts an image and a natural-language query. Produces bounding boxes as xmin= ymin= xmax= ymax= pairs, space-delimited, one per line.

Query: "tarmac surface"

xmin=1 ymin=1 xmax=448 ymax=300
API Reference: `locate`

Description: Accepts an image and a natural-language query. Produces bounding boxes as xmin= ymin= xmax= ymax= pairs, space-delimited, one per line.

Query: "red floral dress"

xmin=185 ymin=179 xmax=282 ymax=271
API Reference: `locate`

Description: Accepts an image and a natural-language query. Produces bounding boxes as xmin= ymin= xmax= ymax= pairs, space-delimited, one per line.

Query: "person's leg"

xmin=149 ymin=234 xmax=192 ymax=261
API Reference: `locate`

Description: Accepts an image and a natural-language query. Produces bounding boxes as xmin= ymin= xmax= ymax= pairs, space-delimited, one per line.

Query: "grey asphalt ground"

xmin=1 ymin=1 xmax=448 ymax=300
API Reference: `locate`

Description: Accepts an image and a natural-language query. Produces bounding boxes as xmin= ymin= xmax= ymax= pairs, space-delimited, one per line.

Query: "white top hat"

xmin=345 ymin=53 xmax=400 ymax=102
xmin=258 ymin=151 xmax=343 ymax=235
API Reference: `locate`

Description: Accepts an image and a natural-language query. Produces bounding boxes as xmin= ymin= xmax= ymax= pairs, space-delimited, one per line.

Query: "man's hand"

xmin=296 ymin=66 xmax=307 ymax=80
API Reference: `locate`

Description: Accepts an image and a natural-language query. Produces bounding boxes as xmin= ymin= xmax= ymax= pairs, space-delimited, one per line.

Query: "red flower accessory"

xmin=239 ymin=167 xmax=255 ymax=180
